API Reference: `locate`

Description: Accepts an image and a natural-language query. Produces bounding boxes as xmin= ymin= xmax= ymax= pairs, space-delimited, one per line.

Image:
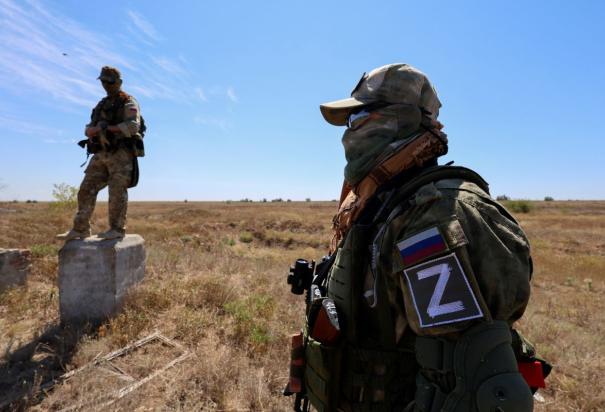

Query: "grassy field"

xmin=0 ymin=200 xmax=603 ymax=411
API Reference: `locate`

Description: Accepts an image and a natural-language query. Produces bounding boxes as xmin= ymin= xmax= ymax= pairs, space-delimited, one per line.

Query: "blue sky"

xmin=1 ymin=0 xmax=604 ymax=201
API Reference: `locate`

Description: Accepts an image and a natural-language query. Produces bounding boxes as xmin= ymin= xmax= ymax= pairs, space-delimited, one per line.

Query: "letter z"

xmin=417 ymin=263 xmax=465 ymax=318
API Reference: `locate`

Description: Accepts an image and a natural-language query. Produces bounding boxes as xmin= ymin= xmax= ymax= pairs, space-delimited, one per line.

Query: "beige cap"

xmin=320 ymin=63 xmax=441 ymax=126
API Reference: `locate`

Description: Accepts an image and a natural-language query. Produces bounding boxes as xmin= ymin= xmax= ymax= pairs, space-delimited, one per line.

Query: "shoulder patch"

xmin=396 ymin=227 xmax=448 ymax=267
xmin=403 ymin=253 xmax=483 ymax=328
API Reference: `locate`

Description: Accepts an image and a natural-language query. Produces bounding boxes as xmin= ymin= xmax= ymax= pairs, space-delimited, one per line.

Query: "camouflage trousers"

xmin=73 ymin=148 xmax=133 ymax=232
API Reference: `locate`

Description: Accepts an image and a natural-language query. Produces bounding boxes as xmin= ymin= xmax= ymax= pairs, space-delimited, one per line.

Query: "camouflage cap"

xmin=320 ymin=63 xmax=442 ymax=126
xmin=97 ymin=66 xmax=121 ymax=82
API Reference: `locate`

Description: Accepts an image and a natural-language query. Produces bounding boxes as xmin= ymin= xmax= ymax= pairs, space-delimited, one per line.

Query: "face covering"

xmin=102 ymin=79 xmax=122 ymax=97
xmin=342 ymin=104 xmax=422 ymax=186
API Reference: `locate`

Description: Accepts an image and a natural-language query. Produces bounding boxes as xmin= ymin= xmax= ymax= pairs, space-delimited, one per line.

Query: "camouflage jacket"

xmin=310 ymin=166 xmax=533 ymax=410
xmin=86 ymin=91 xmax=141 ymax=139
xmin=362 ymin=174 xmax=532 ymax=343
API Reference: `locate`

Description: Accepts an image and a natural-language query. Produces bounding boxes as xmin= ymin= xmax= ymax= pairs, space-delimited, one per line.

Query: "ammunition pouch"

xmin=340 ymin=346 xmax=416 ymax=411
xmin=304 ymin=335 xmax=343 ymax=412
xmin=414 ymin=321 xmax=534 ymax=412
xmin=304 ymin=337 xmax=417 ymax=412
xmin=121 ymin=135 xmax=145 ymax=157
xmin=129 ymin=156 xmax=139 ymax=188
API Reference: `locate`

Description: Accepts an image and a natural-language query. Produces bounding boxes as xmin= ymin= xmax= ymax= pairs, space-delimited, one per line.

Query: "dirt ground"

xmin=1 ymin=200 xmax=603 ymax=411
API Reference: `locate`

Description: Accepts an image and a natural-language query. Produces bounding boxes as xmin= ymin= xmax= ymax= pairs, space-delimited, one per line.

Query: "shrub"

xmin=239 ymin=231 xmax=253 ymax=243
xmin=504 ymin=200 xmax=532 ymax=213
xmin=222 ymin=237 xmax=236 ymax=246
xmin=224 ymin=294 xmax=274 ymax=349
xmin=30 ymin=244 xmax=59 ymax=258
xmin=50 ymin=183 xmax=78 ymax=210
xmin=305 ymin=198 xmax=311 ymax=202
xmin=544 ymin=196 xmax=554 ymax=201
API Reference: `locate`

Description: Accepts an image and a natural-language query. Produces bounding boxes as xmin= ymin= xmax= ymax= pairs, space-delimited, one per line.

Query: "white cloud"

xmin=0 ymin=114 xmax=64 ymax=136
xmin=226 ymin=87 xmax=239 ymax=103
xmin=42 ymin=138 xmax=76 ymax=144
xmin=127 ymin=10 xmax=161 ymax=43
xmin=194 ymin=87 xmax=208 ymax=101
xmin=193 ymin=115 xmax=230 ymax=131
xmin=0 ymin=0 xmax=199 ymax=109
xmin=0 ymin=0 xmax=126 ymax=107
xmin=151 ymin=56 xmax=186 ymax=76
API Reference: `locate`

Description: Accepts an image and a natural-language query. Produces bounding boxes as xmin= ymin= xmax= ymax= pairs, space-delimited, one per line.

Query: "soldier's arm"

xmin=115 ymin=97 xmax=141 ymax=137
xmin=385 ymin=180 xmax=534 ymax=411
xmin=85 ymin=103 xmax=102 ymax=138
xmin=85 ymin=126 xmax=99 ymax=138
xmin=386 ymin=179 xmax=531 ymax=335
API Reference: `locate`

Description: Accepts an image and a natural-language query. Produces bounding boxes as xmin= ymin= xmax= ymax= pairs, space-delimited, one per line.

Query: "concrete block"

xmin=0 ymin=248 xmax=31 ymax=291
xmin=59 ymin=234 xmax=146 ymax=325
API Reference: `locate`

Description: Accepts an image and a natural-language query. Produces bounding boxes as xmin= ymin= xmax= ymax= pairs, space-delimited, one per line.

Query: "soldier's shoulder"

xmin=94 ymin=96 xmax=108 ymax=107
xmin=388 ymin=166 xmax=492 ymax=214
xmin=383 ymin=167 xmax=514 ymax=241
xmin=118 ymin=91 xmax=138 ymax=104
xmin=395 ymin=170 xmax=522 ymax=243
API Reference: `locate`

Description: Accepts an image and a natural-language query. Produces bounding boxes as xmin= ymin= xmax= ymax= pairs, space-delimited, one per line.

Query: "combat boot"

xmin=56 ymin=229 xmax=91 ymax=241
xmin=97 ymin=228 xmax=125 ymax=240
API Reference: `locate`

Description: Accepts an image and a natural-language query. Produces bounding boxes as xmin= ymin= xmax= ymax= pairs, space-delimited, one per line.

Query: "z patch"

xmin=403 ymin=253 xmax=483 ymax=328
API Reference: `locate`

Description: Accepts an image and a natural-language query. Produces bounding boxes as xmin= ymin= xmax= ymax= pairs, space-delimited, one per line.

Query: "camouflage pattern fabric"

xmin=71 ymin=83 xmax=141 ymax=233
xmin=73 ymin=148 xmax=133 ymax=232
xmin=331 ymin=127 xmax=447 ymax=252
xmin=87 ymin=92 xmax=141 ymax=140
xmin=320 ymin=63 xmax=442 ymax=126
xmin=320 ymin=172 xmax=533 ymax=410
xmin=367 ymin=177 xmax=531 ymax=341
xmin=97 ymin=66 xmax=121 ymax=82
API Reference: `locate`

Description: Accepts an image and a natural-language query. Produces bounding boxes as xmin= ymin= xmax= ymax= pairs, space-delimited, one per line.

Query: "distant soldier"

xmin=57 ymin=66 xmax=144 ymax=241
xmin=285 ymin=63 xmax=550 ymax=411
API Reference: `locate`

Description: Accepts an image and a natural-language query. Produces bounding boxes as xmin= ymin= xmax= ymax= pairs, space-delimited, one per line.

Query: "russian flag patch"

xmin=397 ymin=227 xmax=448 ymax=266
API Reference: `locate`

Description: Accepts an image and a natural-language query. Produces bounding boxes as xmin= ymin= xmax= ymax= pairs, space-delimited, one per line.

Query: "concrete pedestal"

xmin=0 ymin=248 xmax=31 ymax=291
xmin=59 ymin=234 xmax=146 ymax=325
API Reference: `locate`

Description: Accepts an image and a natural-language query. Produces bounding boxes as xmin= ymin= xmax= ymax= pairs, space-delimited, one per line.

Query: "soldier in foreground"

xmin=285 ymin=64 xmax=549 ymax=411
xmin=57 ymin=66 xmax=144 ymax=241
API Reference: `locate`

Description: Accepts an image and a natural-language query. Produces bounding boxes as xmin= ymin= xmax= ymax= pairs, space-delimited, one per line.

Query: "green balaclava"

xmin=320 ymin=63 xmax=442 ymax=186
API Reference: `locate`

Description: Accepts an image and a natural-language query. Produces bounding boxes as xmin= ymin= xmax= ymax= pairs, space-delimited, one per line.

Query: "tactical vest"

xmin=91 ymin=92 xmax=130 ymax=136
xmin=89 ymin=91 xmax=145 ymax=157
xmin=303 ymin=166 xmax=490 ymax=412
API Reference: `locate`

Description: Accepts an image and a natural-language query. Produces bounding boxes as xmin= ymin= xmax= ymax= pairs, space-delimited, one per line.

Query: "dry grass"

xmin=0 ymin=200 xmax=603 ymax=411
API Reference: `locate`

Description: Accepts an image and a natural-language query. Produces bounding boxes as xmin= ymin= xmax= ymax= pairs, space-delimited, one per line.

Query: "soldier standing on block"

xmin=284 ymin=64 xmax=550 ymax=411
xmin=57 ymin=66 xmax=144 ymax=241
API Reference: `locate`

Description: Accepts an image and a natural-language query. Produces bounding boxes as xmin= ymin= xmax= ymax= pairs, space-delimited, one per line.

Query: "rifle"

xmin=284 ymin=254 xmax=337 ymax=412
xmin=76 ymin=121 xmax=114 ymax=166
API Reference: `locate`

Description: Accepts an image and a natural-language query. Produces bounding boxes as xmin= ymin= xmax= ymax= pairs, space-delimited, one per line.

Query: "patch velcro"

xmin=403 ymin=253 xmax=483 ymax=328
xmin=396 ymin=227 xmax=448 ymax=267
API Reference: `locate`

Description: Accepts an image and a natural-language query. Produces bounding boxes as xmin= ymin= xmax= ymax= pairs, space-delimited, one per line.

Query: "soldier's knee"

xmin=78 ymin=179 xmax=102 ymax=199
xmin=108 ymin=174 xmax=130 ymax=191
